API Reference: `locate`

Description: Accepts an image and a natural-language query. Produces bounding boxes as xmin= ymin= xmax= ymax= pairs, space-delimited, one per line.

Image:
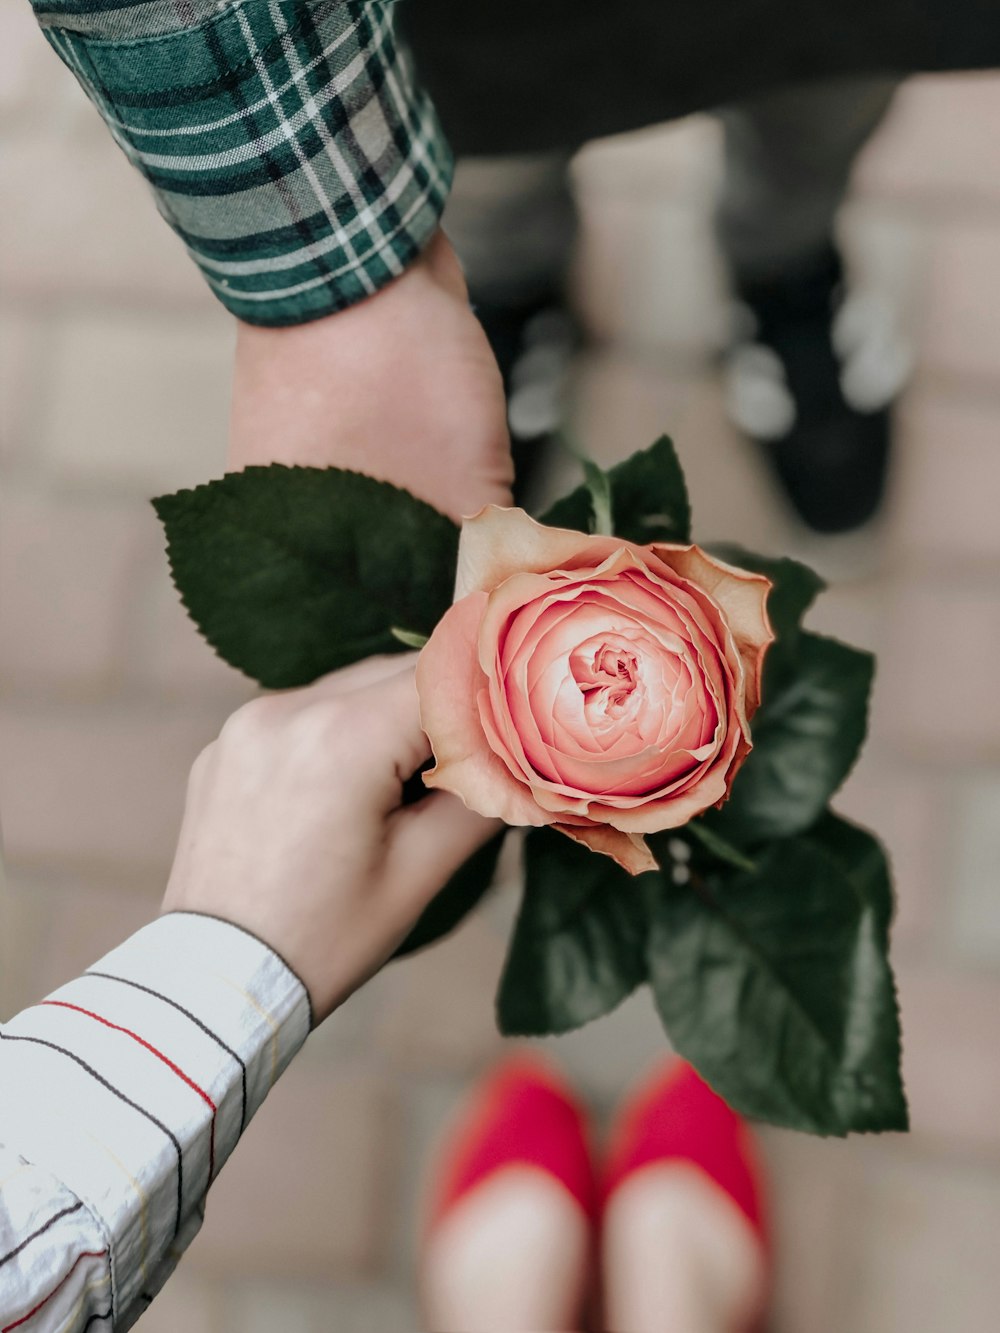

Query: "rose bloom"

xmin=416 ymin=507 xmax=774 ymax=875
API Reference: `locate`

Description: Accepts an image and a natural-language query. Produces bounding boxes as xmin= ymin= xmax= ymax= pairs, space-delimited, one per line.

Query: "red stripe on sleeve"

xmin=40 ymin=1000 xmax=217 ymax=1180
xmin=3 ymin=1249 xmax=107 ymax=1331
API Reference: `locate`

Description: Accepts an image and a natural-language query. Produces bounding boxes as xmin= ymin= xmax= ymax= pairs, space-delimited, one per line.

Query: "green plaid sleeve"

xmin=31 ymin=0 xmax=454 ymax=326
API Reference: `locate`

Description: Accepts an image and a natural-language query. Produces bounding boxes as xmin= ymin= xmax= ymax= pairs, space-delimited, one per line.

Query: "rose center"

xmin=570 ymin=636 xmax=643 ymax=724
xmin=593 ymin=645 xmax=638 ymax=709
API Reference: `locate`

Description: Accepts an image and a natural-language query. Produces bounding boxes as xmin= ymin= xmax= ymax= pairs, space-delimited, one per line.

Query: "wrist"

xmin=228 ymin=230 xmax=464 ymax=475
xmin=226 ymin=227 xmax=512 ymax=521
xmin=230 ymin=231 xmax=464 ymax=407
xmin=159 ymin=875 xmax=333 ymax=1023
xmin=160 ymin=908 xmax=317 ymax=1028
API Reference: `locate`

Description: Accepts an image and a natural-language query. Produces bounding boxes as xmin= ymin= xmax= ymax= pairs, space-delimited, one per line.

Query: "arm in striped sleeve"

xmin=28 ymin=0 xmax=454 ymax=326
xmin=0 ymin=912 xmax=311 ymax=1330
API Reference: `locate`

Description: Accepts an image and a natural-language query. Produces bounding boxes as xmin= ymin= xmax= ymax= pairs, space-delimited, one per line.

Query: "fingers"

xmin=385 ymin=792 xmax=504 ymax=915
xmin=354 ymin=664 xmax=435 ymax=784
xmin=279 ymin=655 xmax=432 ymax=779
xmin=262 ymin=655 xmax=434 ymax=801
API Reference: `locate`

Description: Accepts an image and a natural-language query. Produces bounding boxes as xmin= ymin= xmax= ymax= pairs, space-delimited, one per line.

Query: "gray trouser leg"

xmin=716 ymin=76 xmax=901 ymax=280
xmin=441 ymin=152 xmax=576 ymax=305
xmin=440 ymin=77 xmax=899 ymax=303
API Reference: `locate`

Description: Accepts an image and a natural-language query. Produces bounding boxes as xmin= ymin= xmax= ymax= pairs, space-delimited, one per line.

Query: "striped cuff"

xmin=0 ymin=912 xmax=310 ymax=1321
xmin=34 ymin=0 xmax=454 ymax=325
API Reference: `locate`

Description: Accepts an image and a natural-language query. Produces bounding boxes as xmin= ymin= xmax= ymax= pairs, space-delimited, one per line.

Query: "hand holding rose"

xmin=154 ymin=436 xmax=905 ymax=1137
xmin=162 ymin=656 xmax=500 ymax=1024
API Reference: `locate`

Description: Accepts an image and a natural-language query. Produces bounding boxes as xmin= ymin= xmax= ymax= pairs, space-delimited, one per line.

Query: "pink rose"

xmin=416 ymin=507 xmax=774 ymax=875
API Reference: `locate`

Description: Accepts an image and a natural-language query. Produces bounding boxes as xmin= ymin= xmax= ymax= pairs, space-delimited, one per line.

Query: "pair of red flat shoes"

xmin=427 ymin=1053 xmax=768 ymax=1284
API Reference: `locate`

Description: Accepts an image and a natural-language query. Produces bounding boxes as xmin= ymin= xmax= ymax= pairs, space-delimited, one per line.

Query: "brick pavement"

xmin=2 ymin=16 xmax=999 ymax=1328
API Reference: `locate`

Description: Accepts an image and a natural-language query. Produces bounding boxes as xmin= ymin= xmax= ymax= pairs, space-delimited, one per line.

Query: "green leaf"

xmin=540 ymin=435 xmax=691 ymax=544
xmin=647 ymin=840 xmax=908 ymax=1135
xmin=496 ymin=827 xmax=652 ymax=1035
xmin=803 ymin=811 xmax=895 ymax=937
xmin=707 ymin=631 xmax=874 ymax=845
xmin=153 ymin=465 xmax=459 ymax=688
xmin=709 ymin=545 xmax=825 ymax=667
xmin=394 ymin=830 xmax=508 ymax=958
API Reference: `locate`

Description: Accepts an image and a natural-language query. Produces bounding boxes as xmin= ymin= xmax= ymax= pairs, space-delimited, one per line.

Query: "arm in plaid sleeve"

xmin=29 ymin=0 xmax=454 ymax=326
xmin=0 ymin=913 xmax=310 ymax=1330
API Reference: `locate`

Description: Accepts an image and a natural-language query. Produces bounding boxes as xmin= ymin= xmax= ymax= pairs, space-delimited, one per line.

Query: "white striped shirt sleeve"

xmin=0 ymin=911 xmax=311 ymax=1331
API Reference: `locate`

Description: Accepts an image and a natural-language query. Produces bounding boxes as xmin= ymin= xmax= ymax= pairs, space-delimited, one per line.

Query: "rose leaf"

xmin=153 ymin=465 xmax=459 ymax=688
xmin=801 ymin=810 xmax=895 ymax=938
xmin=394 ymin=830 xmax=509 ymax=958
xmin=647 ymin=839 xmax=908 ymax=1135
xmin=495 ymin=827 xmax=652 ymax=1036
xmin=706 ymin=631 xmax=874 ymax=846
xmin=539 ymin=435 xmax=691 ymax=544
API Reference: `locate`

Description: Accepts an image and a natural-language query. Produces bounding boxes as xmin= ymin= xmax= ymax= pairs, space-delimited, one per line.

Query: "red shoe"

xmin=426 ymin=1052 xmax=599 ymax=1233
xmin=603 ymin=1059 xmax=770 ymax=1259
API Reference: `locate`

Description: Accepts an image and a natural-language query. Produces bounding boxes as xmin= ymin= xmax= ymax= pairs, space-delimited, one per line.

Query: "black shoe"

xmin=723 ymin=245 xmax=910 ymax=534
xmin=471 ymin=291 xmax=577 ymax=508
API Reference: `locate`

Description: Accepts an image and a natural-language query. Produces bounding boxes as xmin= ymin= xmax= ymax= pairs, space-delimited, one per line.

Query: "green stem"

xmin=390 ymin=627 xmax=429 ymax=649
xmin=688 ymin=821 xmax=758 ymax=873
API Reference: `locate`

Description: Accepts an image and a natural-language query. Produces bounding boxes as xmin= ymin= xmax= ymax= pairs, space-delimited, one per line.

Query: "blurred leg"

xmin=422 ymin=1168 xmax=591 ymax=1332
xmin=715 ymin=77 xmax=909 ymax=533
xmin=441 ymin=154 xmax=579 ymax=503
xmin=442 ymin=152 xmax=577 ymax=304
xmin=419 ymin=1056 xmax=596 ymax=1333
xmin=716 ymin=76 xmax=899 ymax=280
xmin=601 ymin=1063 xmax=769 ymax=1333
xmin=602 ymin=1165 xmax=767 ymax=1333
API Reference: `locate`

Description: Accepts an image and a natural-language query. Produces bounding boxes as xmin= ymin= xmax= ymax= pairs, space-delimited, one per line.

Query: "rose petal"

xmin=417 ymin=593 xmax=549 ymax=827
xmin=424 ymin=516 xmax=775 ymax=867
xmin=552 ymin=822 xmax=658 ymax=876
xmin=651 ymin=544 xmax=774 ymax=716
xmin=456 ymin=506 xmax=616 ymax=600
xmin=592 ymin=769 xmax=732 ymax=830
xmin=495 ymin=577 xmax=729 ymax=803
xmin=507 ymin=576 xmax=718 ymax=759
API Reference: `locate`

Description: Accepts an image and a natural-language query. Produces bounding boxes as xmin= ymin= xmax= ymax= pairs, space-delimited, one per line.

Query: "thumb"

xmin=385 ymin=792 xmax=504 ymax=916
xmin=353 ymin=666 xmax=434 ymax=797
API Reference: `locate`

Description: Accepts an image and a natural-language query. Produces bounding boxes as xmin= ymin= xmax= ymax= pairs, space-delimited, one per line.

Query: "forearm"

xmin=0 ymin=914 xmax=309 ymax=1330
xmin=32 ymin=1 xmax=512 ymax=517
xmin=29 ymin=0 xmax=452 ymax=327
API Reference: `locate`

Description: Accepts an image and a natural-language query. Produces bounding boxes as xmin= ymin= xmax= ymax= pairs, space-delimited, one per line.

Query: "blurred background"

xmin=2 ymin=2 xmax=1000 ymax=1328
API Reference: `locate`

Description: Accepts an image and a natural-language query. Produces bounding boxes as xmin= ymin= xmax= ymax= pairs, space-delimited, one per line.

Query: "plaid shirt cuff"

xmin=33 ymin=0 xmax=454 ymax=326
